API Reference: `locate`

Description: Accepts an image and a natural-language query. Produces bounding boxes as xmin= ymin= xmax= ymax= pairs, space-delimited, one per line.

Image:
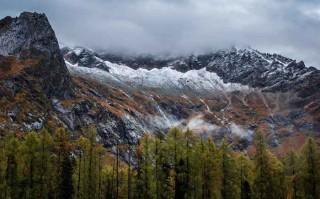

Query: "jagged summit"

xmin=63 ymin=46 xmax=320 ymax=97
xmin=0 ymin=12 xmax=73 ymax=99
xmin=1 ymin=12 xmax=319 ymax=152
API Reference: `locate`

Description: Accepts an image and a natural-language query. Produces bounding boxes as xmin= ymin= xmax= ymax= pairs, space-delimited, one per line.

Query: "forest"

xmin=0 ymin=127 xmax=319 ymax=199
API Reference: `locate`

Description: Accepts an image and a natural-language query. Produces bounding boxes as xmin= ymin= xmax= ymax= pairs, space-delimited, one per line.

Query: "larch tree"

xmin=298 ymin=138 xmax=320 ymax=199
xmin=4 ymin=133 xmax=20 ymax=199
xmin=219 ymin=141 xmax=238 ymax=199
xmin=21 ymin=131 xmax=40 ymax=199
xmin=283 ymin=149 xmax=298 ymax=199
xmin=52 ymin=128 xmax=76 ymax=199
xmin=237 ymin=154 xmax=253 ymax=199
xmin=38 ymin=128 xmax=53 ymax=199
xmin=253 ymin=132 xmax=286 ymax=199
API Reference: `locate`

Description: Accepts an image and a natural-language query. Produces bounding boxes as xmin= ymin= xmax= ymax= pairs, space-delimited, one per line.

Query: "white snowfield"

xmin=66 ymin=59 xmax=250 ymax=93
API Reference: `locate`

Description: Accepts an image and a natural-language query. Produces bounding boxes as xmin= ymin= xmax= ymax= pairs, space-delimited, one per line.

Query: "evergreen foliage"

xmin=0 ymin=128 xmax=319 ymax=199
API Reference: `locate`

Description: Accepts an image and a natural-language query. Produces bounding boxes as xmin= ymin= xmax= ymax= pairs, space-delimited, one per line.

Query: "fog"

xmin=1 ymin=0 xmax=320 ymax=68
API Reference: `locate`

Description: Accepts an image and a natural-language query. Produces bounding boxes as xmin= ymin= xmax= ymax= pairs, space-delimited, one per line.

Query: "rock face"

xmin=0 ymin=12 xmax=319 ymax=153
xmin=96 ymin=48 xmax=320 ymax=97
xmin=63 ymin=46 xmax=320 ymax=153
xmin=0 ymin=12 xmax=73 ymax=99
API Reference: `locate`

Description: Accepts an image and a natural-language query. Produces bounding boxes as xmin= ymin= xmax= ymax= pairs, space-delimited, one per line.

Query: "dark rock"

xmin=0 ymin=12 xmax=74 ymax=99
xmin=62 ymin=47 xmax=110 ymax=71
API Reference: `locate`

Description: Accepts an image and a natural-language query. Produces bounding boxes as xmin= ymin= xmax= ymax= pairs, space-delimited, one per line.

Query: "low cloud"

xmin=229 ymin=123 xmax=254 ymax=141
xmin=1 ymin=0 xmax=320 ymax=68
xmin=186 ymin=115 xmax=219 ymax=133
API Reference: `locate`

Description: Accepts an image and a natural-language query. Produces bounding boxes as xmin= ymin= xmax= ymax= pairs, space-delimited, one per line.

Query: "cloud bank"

xmin=1 ymin=0 xmax=320 ymax=68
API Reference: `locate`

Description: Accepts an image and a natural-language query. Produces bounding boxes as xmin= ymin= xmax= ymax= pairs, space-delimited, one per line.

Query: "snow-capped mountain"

xmin=63 ymin=46 xmax=319 ymax=96
xmin=61 ymin=46 xmax=320 ymax=152
xmin=1 ymin=12 xmax=319 ymax=154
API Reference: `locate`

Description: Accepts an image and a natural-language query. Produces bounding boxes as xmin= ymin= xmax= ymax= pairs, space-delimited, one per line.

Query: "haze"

xmin=1 ymin=0 xmax=320 ymax=68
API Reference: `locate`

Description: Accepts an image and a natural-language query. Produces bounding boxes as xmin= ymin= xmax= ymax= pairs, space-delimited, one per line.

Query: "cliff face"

xmin=0 ymin=12 xmax=319 ymax=153
xmin=0 ymin=12 xmax=73 ymax=99
xmin=0 ymin=13 xmax=140 ymax=147
xmin=64 ymin=46 xmax=320 ymax=153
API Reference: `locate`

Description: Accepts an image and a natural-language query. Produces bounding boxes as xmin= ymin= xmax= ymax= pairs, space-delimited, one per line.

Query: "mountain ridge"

xmin=63 ymin=46 xmax=320 ymax=96
xmin=0 ymin=12 xmax=319 ymax=154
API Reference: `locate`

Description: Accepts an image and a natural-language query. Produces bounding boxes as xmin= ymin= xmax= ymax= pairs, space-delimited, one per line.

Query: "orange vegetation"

xmin=0 ymin=55 xmax=40 ymax=78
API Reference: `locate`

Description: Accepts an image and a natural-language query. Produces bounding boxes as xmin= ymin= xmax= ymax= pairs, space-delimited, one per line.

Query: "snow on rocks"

xmin=67 ymin=58 xmax=250 ymax=94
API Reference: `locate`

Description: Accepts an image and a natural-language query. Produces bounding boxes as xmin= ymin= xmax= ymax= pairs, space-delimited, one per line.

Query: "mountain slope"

xmin=0 ymin=12 xmax=73 ymax=99
xmin=62 ymin=46 xmax=320 ymax=153
xmin=0 ymin=13 xmax=143 ymax=146
xmin=0 ymin=12 xmax=319 ymax=154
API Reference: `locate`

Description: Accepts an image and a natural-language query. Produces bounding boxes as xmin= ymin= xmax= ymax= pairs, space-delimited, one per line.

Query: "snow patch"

xmin=69 ymin=60 xmax=250 ymax=92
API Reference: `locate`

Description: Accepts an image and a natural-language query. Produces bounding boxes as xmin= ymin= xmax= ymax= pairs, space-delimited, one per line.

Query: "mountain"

xmin=1 ymin=12 xmax=319 ymax=154
xmin=62 ymin=46 xmax=320 ymax=153
xmin=0 ymin=12 xmax=73 ymax=99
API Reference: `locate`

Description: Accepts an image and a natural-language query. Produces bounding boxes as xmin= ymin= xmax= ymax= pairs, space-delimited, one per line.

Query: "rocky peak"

xmin=62 ymin=46 xmax=109 ymax=71
xmin=0 ymin=12 xmax=73 ymax=99
xmin=64 ymin=46 xmax=320 ymax=97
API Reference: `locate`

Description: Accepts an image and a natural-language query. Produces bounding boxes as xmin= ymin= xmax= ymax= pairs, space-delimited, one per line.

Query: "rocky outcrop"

xmin=65 ymin=46 xmax=320 ymax=98
xmin=1 ymin=12 xmax=319 ymax=153
xmin=0 ymin=12 xmax=73 ymax=99
xmin=62 ymin=46 xmax=110 ymax=71
xmin=63 ymin=46 xmax=320 ymax=152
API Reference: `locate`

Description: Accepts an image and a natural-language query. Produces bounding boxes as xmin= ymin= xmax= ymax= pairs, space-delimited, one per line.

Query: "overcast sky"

xmin=1 ymin=0 xmax=320 ymax=68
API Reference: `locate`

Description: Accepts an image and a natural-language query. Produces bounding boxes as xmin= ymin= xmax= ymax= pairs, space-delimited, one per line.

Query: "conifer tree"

xmin=38 ymin=128 xmax=53 ymax=199
xmin=135 ymin=134 xmax=153 ymax=199
xmin=154 ymin=133 xmax=171 ymax=199
xmin=237 ymin=154 xmax=253 ymax=199
xmin=53 ymin=128 xmax=74 ymax=198
xmin=21 ymin=131 xmax=40 ymax=198
xmin=3 ymin=133 xmax=20 ymax=199
xmin=192 ymin=137 xmax=218 ymax=199
xmin=87 ymin=130 xmax=98 ymax=199
xmin=183 ymin=129 xmax=196 ymax=199
xmin=219 ymin=141 xmax=237 ymax=199
xmin=75 ymin=135 xmax=90 ymax=199
xmin=253 ymin=132 xmax=286 ymax=199
xmin=58 ymin=152 xmax=75 ymax=199
xmin=253 ymin=132 xmax=272 ymax=199
xmin=166 ymin=127 xmax=185 ymax=199
xmin=284 ymin=149 xmax=298 ymax=199
xmin=0 ymin=133 xmax=5 ymax=199
xmin=299 ymin=138 xmax=320 ymax=199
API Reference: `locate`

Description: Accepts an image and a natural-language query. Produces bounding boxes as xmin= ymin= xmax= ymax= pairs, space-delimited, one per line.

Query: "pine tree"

xmin=253 ymin=132 xmax=286 ymax=199
xmin=237 ymin=154 xmax=253 ymax=199
xmin=284 ymin=149 xmax=298 ymax=199
xmin=166 ymin=127 xmax=185 ymax=199
xmin=127 ymin=145 xmax=133 ymax=199
xmin=0 ymin=131 xmax=7 ymax=199
xmin=58 ymin=153 xmax=75 ymax=199
xmin=192 ymin=137 xmax=218 ymax=199
xmin=53 ymin=128 xmax=74 ymax=198
xmin=299 ymin=138 xmax=320 ymax=199
xmin=87 ymin=130 xmax=98 ymax=199
xmin=154 ymin=133 xmax=171 ymax=199
xmin=21 ymin=131 xmax=40 ymax=198
xmin=134 ymin=138 xmax=145 ymax=199
xmin=253 ymin=132 xmax=272 ymax=199
xmin=138 ymin=134 xmax=153 ymax=199
xmin=183 ymin=129 xmax=196 ymax=199
xmin=3 ymin=133 xmax=20 ymax=199
xmin=96 ymin=144 xmax=105 ymax=199
xmin=219 ymin=141 xmax=237 ymax=199
xmin=38 ymin=128 xmax=53 ymax=199
xmin=75 ymin=135 xmax=90 ymax=199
